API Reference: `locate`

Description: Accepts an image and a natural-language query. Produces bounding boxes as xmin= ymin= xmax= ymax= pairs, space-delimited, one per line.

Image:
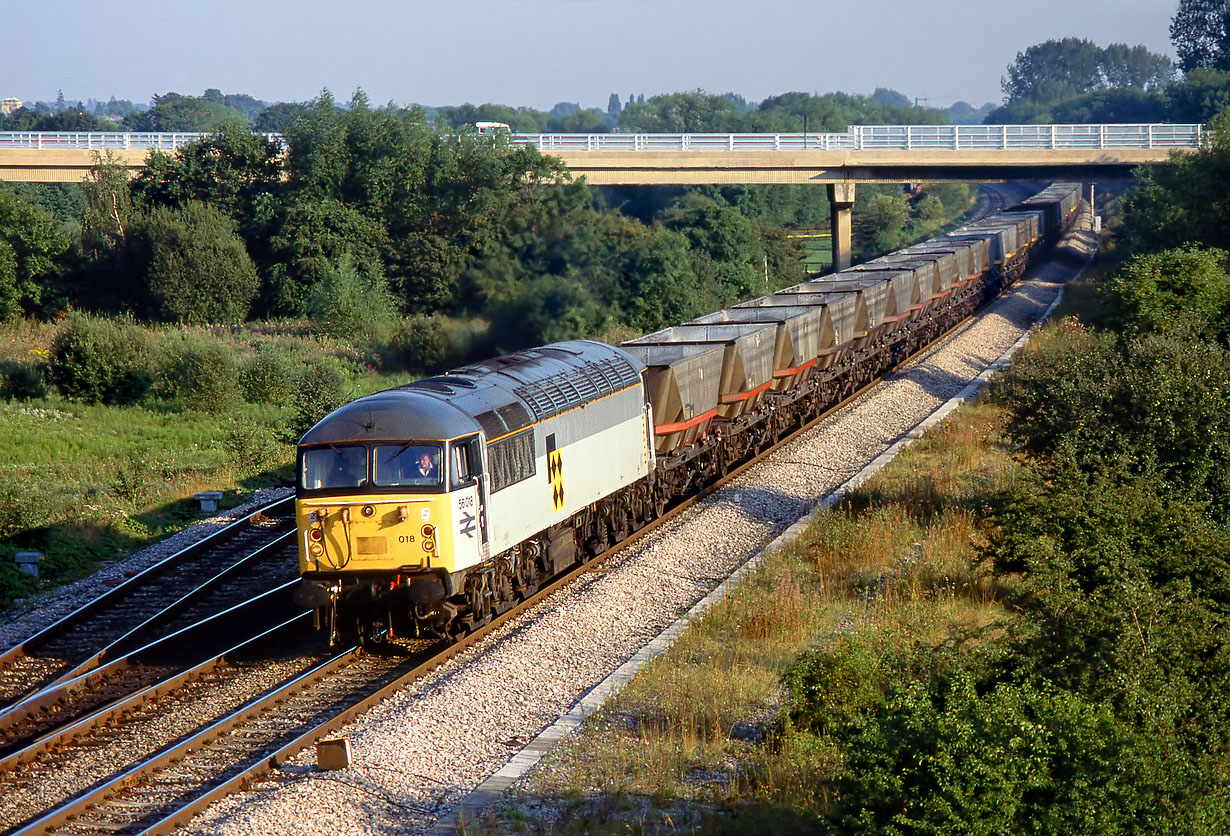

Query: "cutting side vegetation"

xmin=491 ymin=122 xmax=1230 ymax=834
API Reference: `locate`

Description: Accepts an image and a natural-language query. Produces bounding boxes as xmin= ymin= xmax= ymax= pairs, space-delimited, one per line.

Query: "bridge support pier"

xmin=828 ymin=182 xmax=855 ymax=271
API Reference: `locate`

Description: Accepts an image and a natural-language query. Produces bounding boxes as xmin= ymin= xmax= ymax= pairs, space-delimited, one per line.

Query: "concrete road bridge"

xmin=0 ymin=123 xmax=1203 ymax=268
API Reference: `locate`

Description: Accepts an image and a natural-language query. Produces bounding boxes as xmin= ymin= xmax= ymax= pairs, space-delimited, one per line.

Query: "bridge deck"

xmin=0 ymin=125 xmax=1201 ymax=184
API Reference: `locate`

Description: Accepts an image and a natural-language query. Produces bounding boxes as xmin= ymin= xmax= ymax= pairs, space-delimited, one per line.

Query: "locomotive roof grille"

xmin=514 ymin=356 xmax=641 ymax=422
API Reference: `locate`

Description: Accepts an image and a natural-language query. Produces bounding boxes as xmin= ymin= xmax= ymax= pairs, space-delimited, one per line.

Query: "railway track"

xmin=0 ymin=498 xmax=296 ymax=709
xmin=0 ymin=609 xmax=318 ymax=830
xmin=0 ymin=578 xmax=308 ymax=761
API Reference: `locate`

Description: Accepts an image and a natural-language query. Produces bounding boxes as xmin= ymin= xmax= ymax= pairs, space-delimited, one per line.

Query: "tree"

xmin=1048 ymin=88 xmax=1169 ymax=124
xmin=1167 ymin=68 xmax=1230 ymax=121
xmin=619 ymin=91 xmax=746 ymax=132
xmin=998 ymin=39 xmax=1173 ymax=122
xmin=135 ymin=202 xmax=260 ymax=324
xmin=253 ymin=101 xmax=308 ymax=132
xmin=858 ymin=191 xmax=910 ymax=252
xmin=1003 ymin=38 xmax=1105 ymax=102
xmin=267 ymin=197 xmax=390 ymax=316
xmin=548 ymin=108 xmax=610 ymax=133
xmin=132 ymin=122 xmax=284 ymax=254
xmin=1 ymin=106 xmax=117 ymax=132
xmin=607 ymin=92 xmax=622 ymax=116
xmin=1171 ymin=0 xmax=1230 ymax=71
xmin=80 ymin=153 xmax=135 ymax=255
xmin=0 ymin=187 xmax=69 ymax=319
xmin=1100 ymin=42 xmax=1176 ymax=90
xmin=126 ymin=92 xmax=250 ymax=131
xmin=1122 ymin=110 xmax=1230 ymax=255
xmin=661 ymin=193 xmax=761 ymax=304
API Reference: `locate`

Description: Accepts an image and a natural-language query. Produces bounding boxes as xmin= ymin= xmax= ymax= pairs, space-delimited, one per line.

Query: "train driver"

xmin=375 ymin=444 xmax=442 ymax=487
xmin=412 ymin=452 xmax=438 ymax=483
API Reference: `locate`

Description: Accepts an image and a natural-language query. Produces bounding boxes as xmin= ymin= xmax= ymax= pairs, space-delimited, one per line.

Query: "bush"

xmin=221 ymin=417 xmax=289 ymax=477
xmin=239 ymin=349 xmax=294 ymax=403
xmin=0 ymin=359 xmax=47 ymax=400
xmin=1104 ymin=244 xmax=1230 ymax=342
xmin=288 ymin=359 xmax=347 ymax=440
xmin=0 ymin=558 xmax=39 ymax=609
xmin=996 ymin=321 xmax=1230 ymax=513
xmin=0 ymin=469 xmax=56 ymax=539
xmin=830 ymin=674 xmax=1154 ymax=835
xmin=48 ymin=312 xmax=153 ymax=405
xmin=139 ymin=201 xmax=259 ymax=325
xmin=306 ymin=254 xmax=398 ymax=341
xmin=782 ymin=635 xmax=897 ymax=736
xmin=386 ymin=315 xmax=453 ymax=373
xmin=166 ymin=338 xmax=241 ymax=414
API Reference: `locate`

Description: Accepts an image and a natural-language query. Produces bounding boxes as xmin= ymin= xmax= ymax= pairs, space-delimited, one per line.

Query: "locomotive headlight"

xmin=309 ymin=528 xmax=323 ymax=542
xmin=362 ymin=505 xmax=375 ymax=518
xmin=423 ymin=538 xmax=435 ymax=552
xmin=421 ymin=524 xmax=435 ymax=538
xmin=309 ymin=542 xmax=323 ymax=557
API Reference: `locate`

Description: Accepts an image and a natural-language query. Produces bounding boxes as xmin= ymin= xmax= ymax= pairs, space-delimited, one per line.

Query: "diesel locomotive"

xmin=292 ymin=183 xmax=1083 ymax=643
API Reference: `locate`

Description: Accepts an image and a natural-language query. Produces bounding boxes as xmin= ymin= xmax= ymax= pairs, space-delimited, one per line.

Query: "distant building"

xmin=1 ymin=97 xmax=21 ymax=116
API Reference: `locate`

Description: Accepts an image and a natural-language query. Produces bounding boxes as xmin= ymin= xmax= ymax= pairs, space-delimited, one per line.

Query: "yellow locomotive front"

xmin=292 ymin=390 xmax=490 ymax=643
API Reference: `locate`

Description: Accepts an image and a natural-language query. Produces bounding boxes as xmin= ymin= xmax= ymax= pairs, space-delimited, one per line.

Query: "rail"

xmin=0 ymin=123 xmax=1205 ymax=153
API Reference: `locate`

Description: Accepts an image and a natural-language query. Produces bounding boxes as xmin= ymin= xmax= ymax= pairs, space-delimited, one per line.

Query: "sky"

xmin=2 ymin=0 xmax=1179 ymax=113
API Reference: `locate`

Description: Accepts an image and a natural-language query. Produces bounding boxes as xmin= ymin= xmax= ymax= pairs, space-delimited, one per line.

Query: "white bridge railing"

xmin=517 ymin=124 xmax=1204 ymax=152
xmin=0 ymin=124 xmax=1204 ymax=153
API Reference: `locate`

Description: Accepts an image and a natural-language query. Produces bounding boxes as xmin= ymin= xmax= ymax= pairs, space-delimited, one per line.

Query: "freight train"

xmin=292 ymin=183 xmax=1082 ymax=643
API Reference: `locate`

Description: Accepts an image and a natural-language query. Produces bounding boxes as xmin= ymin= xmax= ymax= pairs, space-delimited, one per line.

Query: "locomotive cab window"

xmin=450 ymin=435 xmax=483 ymax=489
xmin=374 ymin=443 xmax=443 ymax=489
xmin=301 ymin=444 xmax=369 ymax=490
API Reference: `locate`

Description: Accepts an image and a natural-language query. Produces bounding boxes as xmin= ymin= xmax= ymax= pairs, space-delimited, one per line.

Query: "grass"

xmin=0 ymin=316 xmax=414 ymax=610
xmin=476 ymin=400 xmax=1028 ymax=834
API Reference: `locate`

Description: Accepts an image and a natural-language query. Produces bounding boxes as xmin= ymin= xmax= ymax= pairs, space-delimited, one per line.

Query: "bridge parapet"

xmin=516 ymin=123 xmax=1202 ymax=153
xmin=0 ymin=124 xmax=1204 ymax=154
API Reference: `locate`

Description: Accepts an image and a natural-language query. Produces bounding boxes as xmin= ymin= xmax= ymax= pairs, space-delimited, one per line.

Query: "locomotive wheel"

xmin=465 ymin=576 xmax=492 ymax=627
xmin=493 ymin=561 xmax=517 ymax=614
xmin=515 ymin=548 xmax=540 ymax=600
xmin=586 ymin=518 xmax=610 ymax=557
xmin=612 ymin=505 xmax=630 ymax=543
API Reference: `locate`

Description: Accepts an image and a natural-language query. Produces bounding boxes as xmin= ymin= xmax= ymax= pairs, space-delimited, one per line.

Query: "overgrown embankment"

xmin=493 ymin=233 xmax=1230 ymax=833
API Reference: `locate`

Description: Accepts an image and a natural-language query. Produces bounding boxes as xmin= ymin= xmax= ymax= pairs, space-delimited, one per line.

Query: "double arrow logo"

xmin=458 ymin=510 xmax=476 ymax=538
